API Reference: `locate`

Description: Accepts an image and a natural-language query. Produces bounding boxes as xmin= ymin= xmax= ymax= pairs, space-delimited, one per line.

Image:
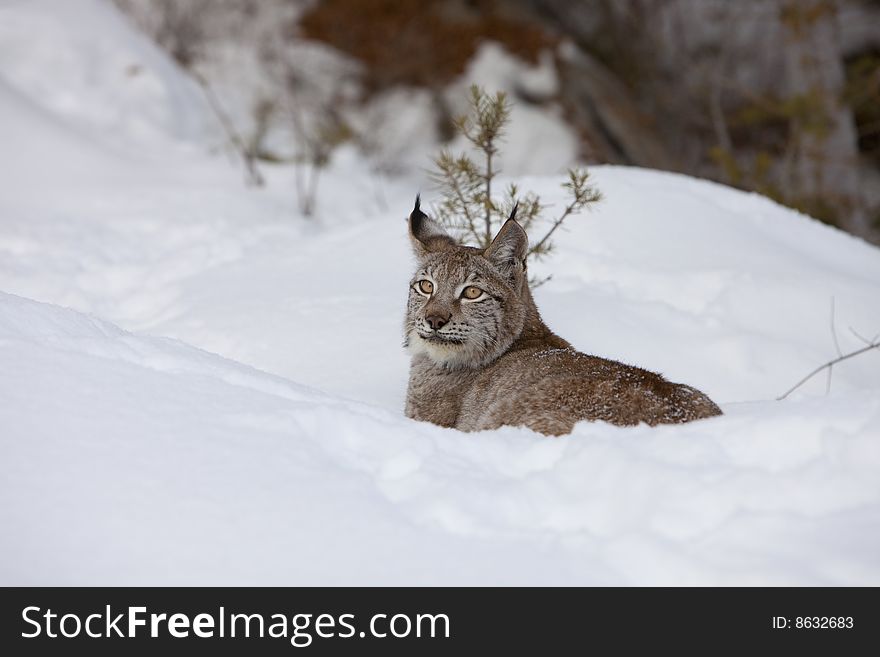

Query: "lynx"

xmin=403 ymin=197 xmax=722 ymax=436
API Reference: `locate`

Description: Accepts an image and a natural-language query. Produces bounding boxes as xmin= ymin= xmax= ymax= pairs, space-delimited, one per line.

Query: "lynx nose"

xmin=425 ymin=314 xmax=450 ymax=331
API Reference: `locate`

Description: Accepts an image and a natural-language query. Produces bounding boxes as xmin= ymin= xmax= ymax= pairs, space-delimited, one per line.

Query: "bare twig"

xmin=777 ymin=339 xmax=880 ymax=400
xmin=828 ymin=297 xmax=841 ymax=394
xmin=530 ymin=197 xmax=580 ymax=256
xmin=708 ymin=4 xmax=739 ymax=160
xmin=849 ymin=326 xmax=880 ymax=346
xmin=193 ymin=71 xmax=264 ymax=187
xmin=830 ymin=298 xmax=842 ymax=357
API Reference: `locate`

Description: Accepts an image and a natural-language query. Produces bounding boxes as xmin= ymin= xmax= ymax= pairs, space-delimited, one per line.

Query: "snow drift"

xmin=2 ymin=290 xmax=879 ymax=585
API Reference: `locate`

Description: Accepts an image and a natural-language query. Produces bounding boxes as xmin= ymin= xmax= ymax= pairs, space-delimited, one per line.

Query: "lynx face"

xmin=404 ymin=198 xmax=527 ymax=369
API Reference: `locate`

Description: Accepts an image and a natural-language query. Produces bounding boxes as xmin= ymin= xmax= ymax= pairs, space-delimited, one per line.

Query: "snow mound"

xmin=0 ymin=0 xmax=215 ymax=159
xmin=2 ymin=292 xmax=879 ymax=585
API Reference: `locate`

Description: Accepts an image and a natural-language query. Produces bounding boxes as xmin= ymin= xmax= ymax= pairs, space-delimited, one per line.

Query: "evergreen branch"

xmin=430 ymin=150 xmax=479 ymax=241
xmin=428 ymin=86 xmax=602 ymax=264
xmin=530 ymin=168 xmax=601 ymax=256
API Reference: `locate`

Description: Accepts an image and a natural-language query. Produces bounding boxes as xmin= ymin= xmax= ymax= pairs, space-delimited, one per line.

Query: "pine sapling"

xmin=429 ymin=85 xmax=602 ymax=283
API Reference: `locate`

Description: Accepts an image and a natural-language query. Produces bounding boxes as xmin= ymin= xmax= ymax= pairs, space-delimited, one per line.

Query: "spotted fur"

xmin=403 ymin=200 xmax=722 ymax=435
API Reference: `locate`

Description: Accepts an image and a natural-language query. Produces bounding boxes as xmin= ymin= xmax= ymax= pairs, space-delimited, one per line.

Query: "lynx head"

xmin=404 ymin=196 xmax=529 ymax=369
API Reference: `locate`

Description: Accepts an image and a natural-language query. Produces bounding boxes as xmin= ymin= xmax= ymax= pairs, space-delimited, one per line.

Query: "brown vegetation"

xmin=298 ymin=0 xmax=556 ymax=93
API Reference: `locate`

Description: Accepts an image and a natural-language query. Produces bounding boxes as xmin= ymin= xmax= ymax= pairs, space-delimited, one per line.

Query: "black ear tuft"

xmin=408 ymin=194 xmax=454 ymax=258
xmin=509 ymin=202 xmax=519 ymax=222
xmin=409 ymin=194 xmax=428 ymax=232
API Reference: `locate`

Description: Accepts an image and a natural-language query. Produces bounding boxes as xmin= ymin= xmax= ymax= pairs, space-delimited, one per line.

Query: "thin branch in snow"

xmin=777 ymin=338 xmax=880 ymax=401
xmin=193 ymin=71 xmax=264 ymax=187
xmin=827 ymin=297 xmax=841 ymax=394
xmin=830 ymin=297 xmax=842 ymax=357
xmin=849 ymin=326 xmax=880 ymax=346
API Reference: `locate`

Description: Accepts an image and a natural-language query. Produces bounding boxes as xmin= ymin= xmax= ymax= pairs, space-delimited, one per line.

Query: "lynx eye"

xmin=416 ymin=280 xmax=434 ymax=295
xmin=461 ymin=285 xmax=484 ymax=300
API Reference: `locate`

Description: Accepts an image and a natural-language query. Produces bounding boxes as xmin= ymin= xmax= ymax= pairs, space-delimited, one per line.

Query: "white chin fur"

xmin=407 ymin=333 xmax=471 ymax=368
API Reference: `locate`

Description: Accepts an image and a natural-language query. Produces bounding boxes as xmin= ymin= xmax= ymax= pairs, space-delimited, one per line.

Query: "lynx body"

xmin=403 ymin=199 xmax=721 ymax=436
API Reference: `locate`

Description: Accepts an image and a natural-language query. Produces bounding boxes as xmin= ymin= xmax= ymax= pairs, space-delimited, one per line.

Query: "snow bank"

xmin=1 ymin=0 xmax=879 ymax=585
xmin=0 ymin=0 xmax=215 ymax=158
xmin=2 ymin=292 xmax=878 ymax=585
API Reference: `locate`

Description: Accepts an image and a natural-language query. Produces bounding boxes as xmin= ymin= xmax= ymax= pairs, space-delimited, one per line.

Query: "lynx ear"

xmin=408 ymin=194 xmax=454 ymax=259
xmin=484 ymin=206 xmax=528 ymax=281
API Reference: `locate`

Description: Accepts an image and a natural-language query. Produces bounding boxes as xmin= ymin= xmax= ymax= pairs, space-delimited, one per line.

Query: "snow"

xmin=0 ymin=0 xmax=214 ymax=154
xmin=1 ymin=0 xmax=879 ymax=585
